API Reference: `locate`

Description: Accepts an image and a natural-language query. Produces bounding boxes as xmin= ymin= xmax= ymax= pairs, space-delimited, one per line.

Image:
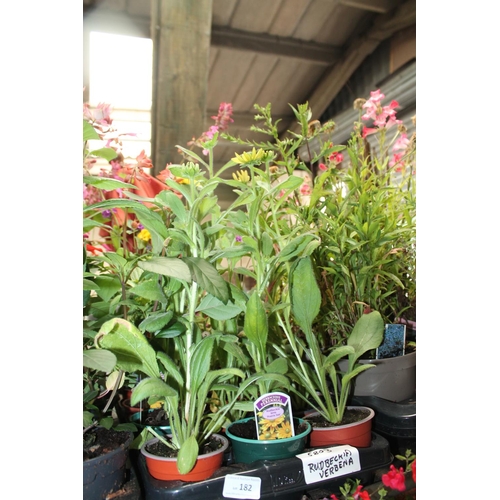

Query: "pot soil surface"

xmin=229 ymin=418 xmax=308 ymax=439
xmin=145 ymin=434 xmax=223 ymax=459
xmin=83 ymin=427 xmax=131 ymax=461
xmin=305 ymin=408 xmax=371 ymax=428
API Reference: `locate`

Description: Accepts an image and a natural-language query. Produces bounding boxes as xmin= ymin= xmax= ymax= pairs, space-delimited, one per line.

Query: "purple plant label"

xmin=253 ymin=392 xmax=295 ymax=440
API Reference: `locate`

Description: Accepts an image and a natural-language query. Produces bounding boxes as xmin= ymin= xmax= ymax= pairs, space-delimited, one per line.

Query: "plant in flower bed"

xmin=325 ymin=451 xmax=416 ymax=500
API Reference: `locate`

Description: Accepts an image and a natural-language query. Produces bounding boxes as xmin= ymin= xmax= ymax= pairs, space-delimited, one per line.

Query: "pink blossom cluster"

xmin=361 ymin=89 xmax=401 ymax=138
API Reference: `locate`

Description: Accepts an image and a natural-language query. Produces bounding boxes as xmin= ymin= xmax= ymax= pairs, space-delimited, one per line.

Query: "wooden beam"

xmin=151 ymin=0 xmax=213 ymax=173
xmin=210 ymin=26 xmax=341 ymax=66
xmin=339 ymin=0 xmax=399 ymax=14
xmin=290 ymin=0 xmax=416 ymax=132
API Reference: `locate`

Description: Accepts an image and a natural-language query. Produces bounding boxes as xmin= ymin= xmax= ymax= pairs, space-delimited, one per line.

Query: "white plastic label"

xmin=222 ymin=474 xmax=262 ymax=499
xmin=297 ymin=445 xmax=361 ymax=484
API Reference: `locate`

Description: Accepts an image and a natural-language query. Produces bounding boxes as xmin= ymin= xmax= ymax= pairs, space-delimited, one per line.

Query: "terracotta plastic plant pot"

xmin=225 ymin=417 xmax=312 ymax=464
xmin=308 ymin=407 xmax=375 ymax=448
xmin=140 ymin=434 xmax=228 ymax=482
xmin=120 ymin=397 xmax=147 ymax=415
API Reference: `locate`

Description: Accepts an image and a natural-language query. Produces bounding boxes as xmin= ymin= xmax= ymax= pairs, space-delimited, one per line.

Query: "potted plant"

xmin=84 ymin=102 xmax=290 ymax=481
xmin=294 ymin=89 xmax=416 ymax=403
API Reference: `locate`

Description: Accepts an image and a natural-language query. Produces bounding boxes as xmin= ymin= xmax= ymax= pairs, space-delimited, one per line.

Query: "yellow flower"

xmin=232 ymin=147 xmax=266 ymax=165
xmin=276 ymin=421 xmax=293 ymax=439
xmin=232 ymin=170 xmax=250 ymax=183
xmin=137 ymin=229 xmax=151 ymax=242
xmin=174 ymin=176 xmax=190 ymax=185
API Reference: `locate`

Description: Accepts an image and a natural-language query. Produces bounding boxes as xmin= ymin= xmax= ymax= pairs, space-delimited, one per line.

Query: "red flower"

xmin=329 ymin=495 xmax=339 ymax=500
xmin=382 ymin=465 xmax=406 ymax=492
xmin=411 ymin=459 xmax=416 ymax=483
xmin=352 ymin=485 xmax=370 ymax=499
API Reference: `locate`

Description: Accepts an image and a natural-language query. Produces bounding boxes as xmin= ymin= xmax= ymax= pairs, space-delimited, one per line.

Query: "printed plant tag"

xmin=254 ymin=392 xmax=294 ymax=440
xmin=376 ymin=323 xmax=406 ymax=359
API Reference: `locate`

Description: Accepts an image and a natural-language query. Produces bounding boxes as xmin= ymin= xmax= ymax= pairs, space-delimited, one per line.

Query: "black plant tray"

xmin=132 ymin=432 xmax=392 ymax=500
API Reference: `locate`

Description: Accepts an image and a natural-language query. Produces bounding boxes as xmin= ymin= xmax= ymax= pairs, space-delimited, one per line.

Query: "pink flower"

xmin=381 ymin=465 xmax=406 ymax=492
xmin=411 ymin=459 xmax=416 ymax=483
xmin=393 ymin=133 xmax=409 ymax=152
xmin=362 ymin=127 xmax=377 ymax=138
xmin=329 ymin=152 xmax=343 ymax=164
xmin=205 ymin=125 xmax=219 ymax=140
xmin=300 ymin=182 xmax=311 ymax=196
xmin=136 ymin=150 xmax=153 ymax=170
xmin=211 ymin=102 xmax=234 ymax=131
xmin=318 ymin=162 xmax=328 ymax=171
xmin=389 ymin=152 xmax=404 ymax=171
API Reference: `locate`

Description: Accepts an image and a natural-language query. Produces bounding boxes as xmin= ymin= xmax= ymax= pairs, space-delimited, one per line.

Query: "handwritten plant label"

xmin=297 ymin=445 xmax=361 ymax=484
xmin=222 ymin=474 xmax=261 ymax=499
xmin=254 ymin=392 xmax=294 ymax=440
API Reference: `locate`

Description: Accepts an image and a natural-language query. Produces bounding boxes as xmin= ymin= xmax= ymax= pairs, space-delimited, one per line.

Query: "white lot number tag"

xmin=222 ymin=474 xmax=262 ymax=499
xmin=297 ymin=445 xmax=361 ymax=484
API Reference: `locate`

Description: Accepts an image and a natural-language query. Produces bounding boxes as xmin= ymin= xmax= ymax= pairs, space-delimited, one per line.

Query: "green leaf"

xmin=183 ymin=257 xmax=229 ymax=303
xmin=83 ymin=120 xmax=100 ymax=141
xmin=131 ymin=377 xmax=177 ymax=406
xmin=97 ymin=318 xmax=160 ymax=378
xmin=290 ymin=257 xmax=321 ymax=332
xmin=177 ymin=435 xmax=199 ymax=475
xmin=265 ymin=357 xmax=288 ymax=375
xmin=129 ymin=279 xmax=167 ymax=304
xmin=83 ymin=349 xmax=117 ymax=372
xmin=243 ymin=292 xmax=268 ymax=361
xmin=138 ymin=257 xmax=192 ymax=282
xmin=83 ymin=278 xmax=99 ymax=291
xmin=347 ymin=311 xmax=384 ymax=361
xmin=278 ymin=234 xmax=320 ymax=262
xmin=155 ymin=190 xmax=188 ymax=223
xmin=94 ymin=275 xmax=122 ymax=302
xmin=189 ymin=336 xmax=215 ymax=394
xmin=196 ymin=294 xmax=243 ymax=320
xmin=83 ymin=175 xmax=135 ymax=190
xmin=89 ymin=147 xmax=118 ymax=162
xmin=138 ymin=311 xmax=174 ymax=333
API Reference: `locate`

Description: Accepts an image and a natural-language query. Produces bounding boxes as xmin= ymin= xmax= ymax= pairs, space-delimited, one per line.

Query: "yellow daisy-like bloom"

xmin=174 ymin=176 xmax=190 ymax=185
xmin=276 ymin=421 xmax=293 ymax=439
xmin=232 ymin=170 xmax=250 ymax=183
xmin=137 ymin=229 xmax=151 ymax=242
xmin=232 ymin=147 xmax=266 ymax=165
xmin=259 ymin=430 xmax=276 ymax=440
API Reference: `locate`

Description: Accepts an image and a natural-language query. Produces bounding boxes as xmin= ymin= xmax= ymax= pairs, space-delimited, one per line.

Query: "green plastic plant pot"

xmin=225 ymin=417 xmax=311 ymax=464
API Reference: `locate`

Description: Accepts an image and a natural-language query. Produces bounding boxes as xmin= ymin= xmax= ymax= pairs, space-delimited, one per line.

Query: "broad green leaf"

xmin=243 ymin=292 xmax=268 ymax=362
xmin=97 ymin=318 xmax=160 ymax=378
xmin=83 ymin=175 xmax=135 ymax=190
xmin=138 ymin=257 xmax=192 ymax=282
xmin=155 ymin=190 xmax=188 ymax=223
xmin=290 ymin=257 xmax=321 ymax=332
xmin=94 ymin=275 xmax=122 ymax=302
xmin=278 ymin=234 xmax=320 ymax=262
xmin=138 ymin=311 xmax=174 ymax=333
xmin=261 ymin=232 xmax=274 ymax=257
xmin=89 ymin=147 xmax=118 ymax=162
xmin=177 ymin=435 xmax=199 ymax=475
xmin=183 ymin=257 xmax=229 ymax=303
xmin=83 ymin=119 xmax=100 ymax=141
xmin=131 ymin=377 xmax=177 ymax=406
xmin=83 ymin=349 xmax=117 ymax=372
xmin=156 ymin=352 xmax=184 ymax=388
xmin=196 ymin=294 xmax=243 ymax=320
xmin=323 ymin=345 xmax=355 ymax=367
xmin=265 ymin=357 xmax=288 ymax=375
xmin=347 ymin=311 xmax=384 ymax=360
xmin=189 ymin=336 xmax=215 ymax=394
xmin=83 ymin=278 xmax=99 ymax=291
xmin=129 ymin=279 xmax=167 ymax=304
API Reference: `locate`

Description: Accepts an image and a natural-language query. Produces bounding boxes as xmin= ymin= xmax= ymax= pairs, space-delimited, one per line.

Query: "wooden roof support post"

xmin=150 ymin=0 xmax=213 ymax=173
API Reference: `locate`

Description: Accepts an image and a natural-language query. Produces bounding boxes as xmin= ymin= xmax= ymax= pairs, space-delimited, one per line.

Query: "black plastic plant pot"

xmin=132 ymin=432 xmax=392 ymax=500
xmin=83 ymin=431 xmax=134 ymax=500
